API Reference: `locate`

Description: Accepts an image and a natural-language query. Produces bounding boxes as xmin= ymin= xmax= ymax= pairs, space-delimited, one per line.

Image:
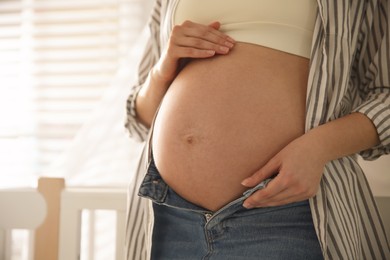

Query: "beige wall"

xmin=359 ymin=156 xmax=390 ymax=238
xmin=360 ymin=156 xmax=390 ymax=197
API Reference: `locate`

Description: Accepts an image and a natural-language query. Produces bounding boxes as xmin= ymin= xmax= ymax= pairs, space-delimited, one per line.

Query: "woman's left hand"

xmin=241 ymin=135 xmax=327 ymax=208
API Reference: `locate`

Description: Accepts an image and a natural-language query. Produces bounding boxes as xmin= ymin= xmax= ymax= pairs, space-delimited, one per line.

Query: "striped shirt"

xmin=125 ymin=0 xmax=390 ymax=259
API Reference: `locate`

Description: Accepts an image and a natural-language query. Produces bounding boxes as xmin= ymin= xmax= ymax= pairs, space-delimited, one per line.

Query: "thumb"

xmin=241 ymin=158 xmax=280 ymax=187
xmin=208 ymin=21 xmax=221 ymax=30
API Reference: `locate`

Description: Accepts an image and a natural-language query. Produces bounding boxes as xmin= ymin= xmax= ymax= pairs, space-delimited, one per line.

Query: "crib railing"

xmin=0 ymin=187 xmax=47 ymax=260
xmin=0 ymin=178 xmax=127 ymax=260
xmin=59 ymin=186 xmax=127 ymax=260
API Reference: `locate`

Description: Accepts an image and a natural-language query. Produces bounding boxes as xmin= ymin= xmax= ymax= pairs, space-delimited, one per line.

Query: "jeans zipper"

xmin=203 ymin=178 xmax=272 ymax=223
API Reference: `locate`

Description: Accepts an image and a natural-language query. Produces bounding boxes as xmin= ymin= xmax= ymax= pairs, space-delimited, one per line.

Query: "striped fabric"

xmin=125 ymin=0 xmax=390 ymax=259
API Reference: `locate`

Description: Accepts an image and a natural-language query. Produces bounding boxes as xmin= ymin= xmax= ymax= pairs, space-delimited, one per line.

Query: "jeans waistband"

xmin=138 ymin=153 xmax=273 ymax=216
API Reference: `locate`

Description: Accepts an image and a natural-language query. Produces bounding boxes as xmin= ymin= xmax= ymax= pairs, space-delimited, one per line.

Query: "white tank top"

xmin=170 ymin=0 xmax=317 ymax=58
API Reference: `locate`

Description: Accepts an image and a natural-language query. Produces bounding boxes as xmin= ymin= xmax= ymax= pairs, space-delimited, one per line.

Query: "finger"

xmin=173 ymin=46 xmax=216 ymax=59
xmin=167 ymin=34 xmax=217 ymax=59
xmin=208 ymin=21 xmax=221 ymax=30
xmin=241 ymin=157 xmax=280 ymax=187
xmin=170 ymin=26 xmax=233 ymax=57
xmin=249 ymin=189 xmax=297 ymax=208
xmin=194 ymin=20 xmax=235 ymax=43
xmin=186 ymin=27 xmax=235 ymax=48
xmin=254 ymin=174 xmax=319 ymax=206
xmin=180 ymin=20 xmax=235 ymax=46
xmin=245 ymin=175 xmax=319 ymax=208
xmin=176 ymin=36 xmax=231 ymax=54
xmin=243 ymin=176 xmax=287 ymax=208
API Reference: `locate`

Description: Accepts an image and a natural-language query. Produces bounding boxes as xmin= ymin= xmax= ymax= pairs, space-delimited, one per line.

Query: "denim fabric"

xmin=138 ymin=155 xmax=323 ymax=260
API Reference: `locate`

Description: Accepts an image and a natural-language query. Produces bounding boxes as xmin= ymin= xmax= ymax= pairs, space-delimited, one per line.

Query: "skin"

xmin=136 ymin=20 xmax=380 ymax=209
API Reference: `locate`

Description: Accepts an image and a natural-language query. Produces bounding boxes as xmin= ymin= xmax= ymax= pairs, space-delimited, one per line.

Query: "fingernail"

xmin=243 ymin=202 xmax=254 ymax=209
xmin=220 ymin=46 xmax=229 ymax=53
xmin=241 ymin=179 xmax=250 ymax=186
xmin=225 ymin=41 xmax=234 ymax=48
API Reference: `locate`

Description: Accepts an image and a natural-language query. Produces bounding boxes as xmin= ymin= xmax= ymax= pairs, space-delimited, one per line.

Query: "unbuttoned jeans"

xmin=138 ymin=155 xmax=324 ymax=260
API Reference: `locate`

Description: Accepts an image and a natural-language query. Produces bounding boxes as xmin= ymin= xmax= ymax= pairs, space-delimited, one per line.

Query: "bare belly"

xmin=152 ymin=43 xmax=309 ymax=211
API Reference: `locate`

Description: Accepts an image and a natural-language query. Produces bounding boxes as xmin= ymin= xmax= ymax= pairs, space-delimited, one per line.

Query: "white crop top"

xmin=171 ymin=0 xmax=317 ymax=58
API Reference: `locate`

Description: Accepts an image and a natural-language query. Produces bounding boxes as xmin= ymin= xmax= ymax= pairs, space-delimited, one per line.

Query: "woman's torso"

xmin=152 ymin=0 xmax=315 ymax=211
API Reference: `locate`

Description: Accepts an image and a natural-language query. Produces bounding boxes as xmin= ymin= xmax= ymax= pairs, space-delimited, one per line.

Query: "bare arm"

xmin=135 ymin=69 xmax=171 ymax=128
xmin=135 ymin=21 xmax=235 ymax=128
xmin=241 ymin=112 xmax=380 ymax=208
xmin=304 ymin=112 xmax=379 ymax=162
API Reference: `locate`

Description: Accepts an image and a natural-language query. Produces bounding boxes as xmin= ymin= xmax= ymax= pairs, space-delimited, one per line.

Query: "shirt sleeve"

xmin=352 ymin=0 xmax=390 ymax=160
xmin=124 ymin=0 xmax=162 ymax=142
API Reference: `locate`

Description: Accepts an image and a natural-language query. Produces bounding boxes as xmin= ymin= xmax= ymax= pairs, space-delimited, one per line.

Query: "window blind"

xmin=0 ymin=0 xmax=152 ymax=187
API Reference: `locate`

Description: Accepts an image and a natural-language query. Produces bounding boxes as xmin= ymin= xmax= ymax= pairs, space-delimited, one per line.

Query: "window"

xmin=0 ymin=0 xmax=152 ymax=187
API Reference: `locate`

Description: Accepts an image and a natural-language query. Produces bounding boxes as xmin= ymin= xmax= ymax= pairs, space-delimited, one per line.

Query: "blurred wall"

xmin=360 ymin=156 xmax=390 ymax=197
xmin=360 ymin=156 xmax=390 ymax=238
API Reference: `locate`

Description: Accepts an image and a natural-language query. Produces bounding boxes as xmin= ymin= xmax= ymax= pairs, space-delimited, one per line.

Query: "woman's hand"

xmin=241 ymin=135 xmax=327 ymax=208
xmin=241 ymin=112 xmax=380 ymax=208
xmin=152 ymin=20 xmax=235 ymax=85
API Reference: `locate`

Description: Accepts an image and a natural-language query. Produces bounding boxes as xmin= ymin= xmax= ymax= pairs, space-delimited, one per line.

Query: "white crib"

xmin=0 ymin=178 xmax=127 ymax=260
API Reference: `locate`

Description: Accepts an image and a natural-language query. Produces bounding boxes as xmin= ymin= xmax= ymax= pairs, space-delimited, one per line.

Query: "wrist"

xmin=297 ymin=130 xmax=331 ymax=165
xmin=150 ymin=54 xmax=179 ymax=87
xmin=150 ymin=66 xmax=173 ymax=88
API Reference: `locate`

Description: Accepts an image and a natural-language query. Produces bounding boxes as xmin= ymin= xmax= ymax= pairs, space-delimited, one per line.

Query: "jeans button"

xmin=205 ymin=213 xmax=213 ymax=222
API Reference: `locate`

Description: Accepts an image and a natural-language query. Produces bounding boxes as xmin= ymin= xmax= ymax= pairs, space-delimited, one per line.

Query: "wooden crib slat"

xmin=34 ymin=177 xmax=65 ymax=260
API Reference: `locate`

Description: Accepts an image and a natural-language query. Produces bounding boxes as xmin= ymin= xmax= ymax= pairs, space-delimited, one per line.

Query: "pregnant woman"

xmin=125 ymin=0 xmax=390 ymax=259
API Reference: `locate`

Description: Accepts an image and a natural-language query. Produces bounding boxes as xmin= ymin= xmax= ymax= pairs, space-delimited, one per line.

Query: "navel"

xmin=186 ymin=135 xmax=194 ymax=144
xmin=182 ymin=133 xmax=203 ymax=146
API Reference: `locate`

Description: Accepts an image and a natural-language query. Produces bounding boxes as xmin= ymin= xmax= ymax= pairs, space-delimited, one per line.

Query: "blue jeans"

xmin=138 ymin=155 xmax=323 ymax=260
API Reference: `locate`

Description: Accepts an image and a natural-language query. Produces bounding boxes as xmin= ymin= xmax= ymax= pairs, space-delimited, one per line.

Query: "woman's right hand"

xmin=134 ymin=20 xmax=235 ymax=128
xmin=152 ymin=20 xmax=235 ymax=86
